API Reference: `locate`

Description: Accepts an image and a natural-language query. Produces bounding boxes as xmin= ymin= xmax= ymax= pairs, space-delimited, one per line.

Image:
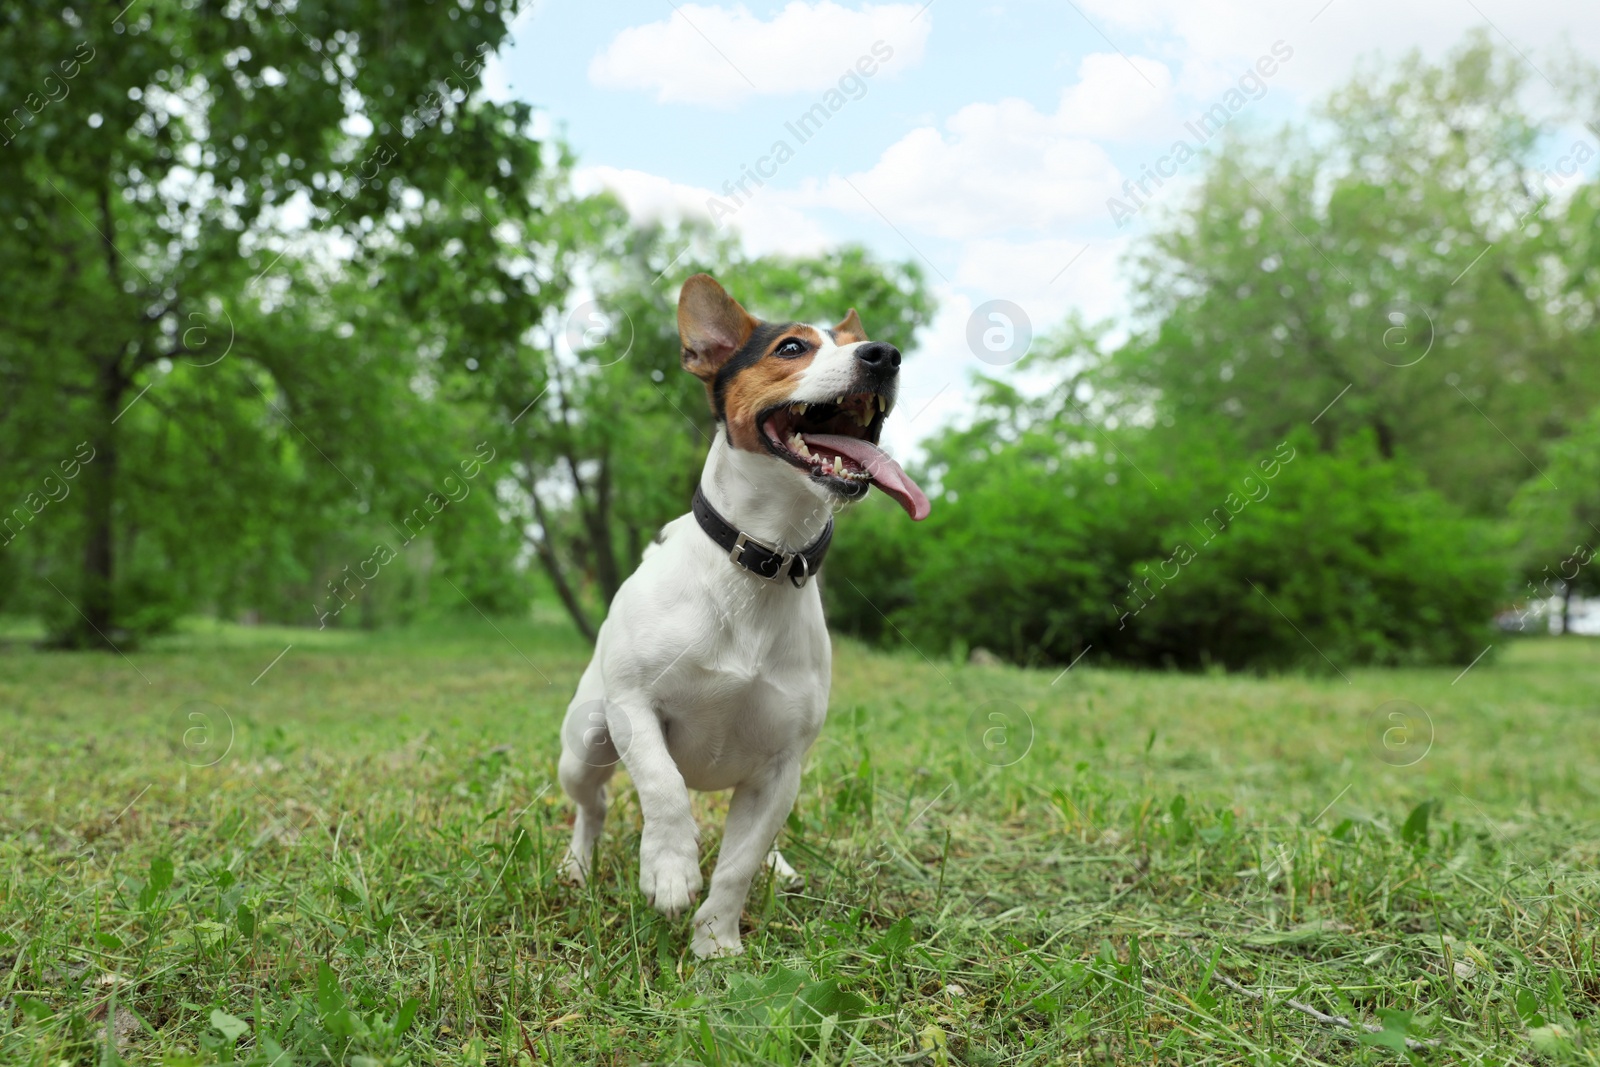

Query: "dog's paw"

xmin=691 ymin=927 xmax=744 ymax=959
xmin=557 ymin=850 xmax=588 ymax=888
xmin=766 ymin=850 xmax=804 ymax=891
xmin=691 ymin=908 xmax=743 ymax=959
xmin=640 ymin=850 xmax=702 ymax=918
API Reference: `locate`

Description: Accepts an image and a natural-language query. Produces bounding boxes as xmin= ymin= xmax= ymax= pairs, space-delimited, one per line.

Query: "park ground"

xmin=1 ymin=612 xmax=1597 ymax=1064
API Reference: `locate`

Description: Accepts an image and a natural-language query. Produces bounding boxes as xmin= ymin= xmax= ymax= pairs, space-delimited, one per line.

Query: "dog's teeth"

xmin=877 ymin=395 xmax=886 ymax=412
xmin=795 ymin=402 xmax=807 ymax=414
xmin=832 ymin=456 xmax=842 ymax=475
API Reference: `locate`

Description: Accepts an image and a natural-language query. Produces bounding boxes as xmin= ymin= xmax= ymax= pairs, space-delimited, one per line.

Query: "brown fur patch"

xmin=831 ymin=309 xmax=867 ymax=345
xmin=722 ymin=325 xmax=823 ymax=454
xmin=679 ymin=274 xmax=758 ymax=383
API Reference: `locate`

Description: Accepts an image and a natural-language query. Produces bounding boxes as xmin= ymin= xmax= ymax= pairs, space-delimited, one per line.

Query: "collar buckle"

xmin=693 ymin=485 xmax=831 ymax=586
xmin=729 ymin=531 xmax=794 ymax=581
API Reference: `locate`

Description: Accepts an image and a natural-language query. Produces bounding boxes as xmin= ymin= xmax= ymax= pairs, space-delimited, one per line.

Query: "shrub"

xmin=828 ymin=428 xmax=1506 ymax=672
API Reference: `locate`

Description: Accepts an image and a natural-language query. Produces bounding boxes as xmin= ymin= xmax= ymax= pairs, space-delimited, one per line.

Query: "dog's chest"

xmin=654 ymin=588 xmax=831 ymax=789
xmin=659 ymin=663 xmax=826 ymax=790
xmin=671 ymin=599 xmax=829 ymax=717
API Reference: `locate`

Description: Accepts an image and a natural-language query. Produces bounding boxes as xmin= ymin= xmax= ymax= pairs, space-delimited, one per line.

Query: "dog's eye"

xmin=774 ymin=338 xmax=808 ymax=357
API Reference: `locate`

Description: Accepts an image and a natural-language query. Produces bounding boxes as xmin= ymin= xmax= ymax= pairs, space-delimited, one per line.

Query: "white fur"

xmin=787 ymin=329 xmax=898 ymax=410
xmin=557 ymin=429 xmax=848 ymax=958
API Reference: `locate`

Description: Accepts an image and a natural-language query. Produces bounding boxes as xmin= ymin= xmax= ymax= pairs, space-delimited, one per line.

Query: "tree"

xmin=1104 ymin=33 xmax=1600 ymax=516
xmin=829 ymin=338 xmax=1503 ymax=671
xmin=1509 ymin=405 xmax=1600 ymax=632
xmin=0 ymin=0 xmax=544 ymax=645
xmin=455 ymin=201 xmax=937 ymax=641
xmin=827 ymin=38 xmax=1582 ymax=671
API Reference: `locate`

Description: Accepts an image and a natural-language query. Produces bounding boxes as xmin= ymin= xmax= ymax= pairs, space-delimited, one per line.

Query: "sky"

xmin=483 ymin=0 xmax=1600 ymax=458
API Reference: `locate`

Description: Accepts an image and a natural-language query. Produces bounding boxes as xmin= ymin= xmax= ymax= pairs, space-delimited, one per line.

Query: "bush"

xmin=1123 ymin=433 xmax=1508 ymax=669
xmin=828 ymin=428 xmax=1507 ymax=672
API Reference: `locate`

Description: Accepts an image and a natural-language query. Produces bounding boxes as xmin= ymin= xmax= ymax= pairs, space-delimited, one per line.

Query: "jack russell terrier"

xmin=557 ymin=273 xmax=930 ymax=958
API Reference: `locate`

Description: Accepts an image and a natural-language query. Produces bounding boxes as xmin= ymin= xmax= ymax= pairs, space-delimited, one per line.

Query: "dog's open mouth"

xmin=759 ymin=391 xmax=930 ymax=520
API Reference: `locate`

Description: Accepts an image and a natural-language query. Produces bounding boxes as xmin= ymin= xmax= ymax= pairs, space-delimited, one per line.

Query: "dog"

xmin=557 ymin=273 xmax=930 ymax=958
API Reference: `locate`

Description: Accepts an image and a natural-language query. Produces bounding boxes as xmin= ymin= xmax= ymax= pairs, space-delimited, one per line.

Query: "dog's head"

xmin=678 ymin=273 xmax=929 ymax=521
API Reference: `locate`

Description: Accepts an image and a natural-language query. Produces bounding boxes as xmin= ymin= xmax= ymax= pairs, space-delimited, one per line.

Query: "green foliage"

xmin=832 ymin=34 xmax=1600 ymax=671
xmin=1121 ymin=431 xmax=1506 ymax=670
xmin=1104 ymin=32 xmax=1600 ymax=518
xmin=0 ymin=3 xmax=1590 ymax=685
xmin=0 ymin=0 xmax=936 ymax=649
xmin=1508 ymin=405 xmax=1600 ymax=628
xmin=833 ymin=392 xmax=1504 ymax=670
xmin=0 ymin=0 xmax=542 ymax=644
xmin=482 ymin=216 xmax=935 ymax=639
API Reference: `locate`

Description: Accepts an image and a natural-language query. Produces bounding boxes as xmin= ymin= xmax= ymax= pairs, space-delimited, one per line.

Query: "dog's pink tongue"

xmin=802 ymin=433 xmax=931 ymax=521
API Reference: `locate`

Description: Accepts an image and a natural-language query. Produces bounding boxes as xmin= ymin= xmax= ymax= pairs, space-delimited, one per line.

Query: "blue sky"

xmin=485 ymin=0 xmax=1600 ymax=455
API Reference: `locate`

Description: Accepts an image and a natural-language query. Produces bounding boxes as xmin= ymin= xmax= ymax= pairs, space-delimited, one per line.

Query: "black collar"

xmin=691 ymin=485 xmax=833 ymax=587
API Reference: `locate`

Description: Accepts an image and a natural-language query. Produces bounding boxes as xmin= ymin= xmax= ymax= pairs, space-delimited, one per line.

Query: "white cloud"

xmin=480 ymin=51 xmax=515 ymax=104
xmin=589 ymin=2 xmax=931 ymax=107
xmin=879 ymin=292 xmax=977 ymax=461
xmin=1077 ymin=0 xmax=1600 ymax=104
xmin=574 ymin=165 xmax=834 ymax=257
xmin=1055 ymin=53 xmax=1182 ymax=139
xmin=955 ymin=236 xmax=1132 ymax=330
xmin=802 ymin=53 xmax=1170 ymax=239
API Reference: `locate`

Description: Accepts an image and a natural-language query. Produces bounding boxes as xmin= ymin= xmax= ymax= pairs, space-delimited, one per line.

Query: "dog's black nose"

xmin=854 ymin=341 xmax=901 ymax=371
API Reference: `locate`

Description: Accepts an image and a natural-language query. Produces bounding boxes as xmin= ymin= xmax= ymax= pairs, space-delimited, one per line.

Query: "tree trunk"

xmin=68 ymin=183 xmax=128 ymax=649
xmin=1373 ymin=418 xmax=1396 ymax=460
xmin=528 ymin=522 xmax=596 ymax=643
xmin=76 ymin=358 xmax=122 ymax=648
xmin=521 ymin=450 xmax=596 ymax=643
xmin=591 ymin=448 xmax=620 ymax=604
xmin=1560 ymin=581 xmax=1574 ymax=635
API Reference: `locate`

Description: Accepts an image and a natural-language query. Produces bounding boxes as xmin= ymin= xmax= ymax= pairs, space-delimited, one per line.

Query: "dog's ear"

xmin=679 ymin=274 xmax=758 ymax=382
xmin=832 ymin=309 xmax=867 ymax=345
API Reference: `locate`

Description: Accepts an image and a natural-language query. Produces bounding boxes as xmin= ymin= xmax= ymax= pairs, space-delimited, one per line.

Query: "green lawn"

xmin=2 ymin=616 xmax=1597 ymax=1065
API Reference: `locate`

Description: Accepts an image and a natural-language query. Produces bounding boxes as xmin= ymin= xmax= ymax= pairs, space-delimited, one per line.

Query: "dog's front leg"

xmin=691 ymin=757 xmax=802 ymax=958
xmin=609 ymin=692 xmax=704 ymax=917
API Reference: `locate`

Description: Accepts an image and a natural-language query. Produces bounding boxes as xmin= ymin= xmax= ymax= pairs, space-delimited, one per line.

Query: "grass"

xmin=1 ymin=613 xmax=1598 ymax=1065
